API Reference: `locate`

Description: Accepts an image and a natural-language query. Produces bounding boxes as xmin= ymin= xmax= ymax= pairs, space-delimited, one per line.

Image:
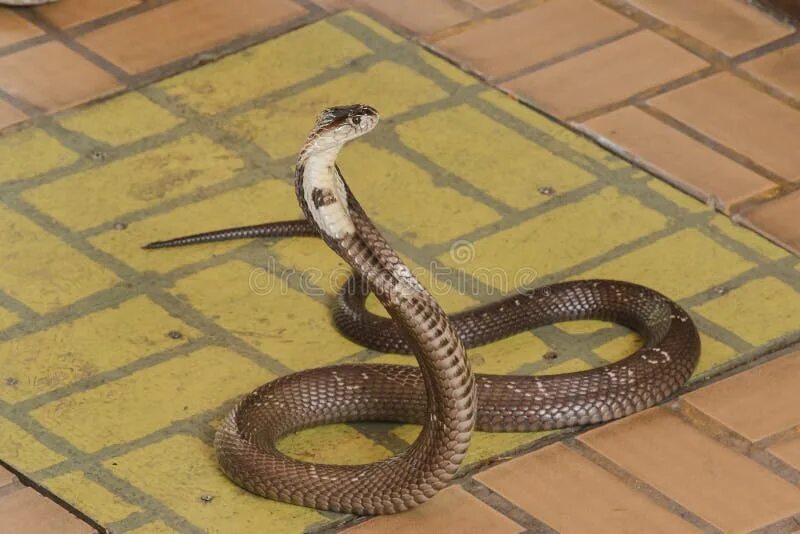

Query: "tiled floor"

xmin=0 ymin=2 xmax=799 ymax=533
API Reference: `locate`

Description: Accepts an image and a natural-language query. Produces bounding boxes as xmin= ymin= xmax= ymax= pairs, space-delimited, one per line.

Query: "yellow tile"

xmin=0 ymin=307 xmax=18 ymax=331
xmin=594 ymin=333 xmax=642 ymax=362
xmin=711 ymin=214 xmax=789 ymax=261
xmin=57 ymin=93 xmax=183 ymax=146
xmin=397 ymin=104 xmax=596 ymax=210
xmin=23 ymin=134 xmax=243 ymax=231
xmin=127 ymin=521 xmax=174 ymax=534
xmin=555 ymin=320 xmax=614 ymax=335
xmin=91 ymin=179 xmax=301 ymax=273
xmin=536 ymin=357 xmax=592 ymax=376
xmin=578 ymin=229 xmax=755 ymax=300
xmin=0 ymin=205 xmax=118 ymax=313
xmin=31 ymin=346 xmax=273 ymax=452
xmin=647 ymin=178 xmax=710 ymax=213
xmin=158 ymin=19 xmax=371 ymax=114
xmin=105 ymin=435 xmax=324 ymax=533
xmin=346 ymin=10 xmax=404 ymax=43
xmin=368 ymin=353 xmax=416 ymax=366
xmin=391 ymin=424 xmax=548 ymax=467
xmin=694 ymin=277 xmax=800 ymax=346
xmin=479 ymin=90 xmax=628 ymax=171
xmin=0 ymin=416 xmax=64 ymax=472
xmin=226 ymin=61 xmax=449 ymax=160
xmin=438 ymin=187 xmax=667 ymax=285
xmin=468 ymin=332 xmax=552 ymax=375
xmin=0 ymin=128 xmax=78 ymax=183
xmin=693 ymin=333 xmax=736 ymax=377
xmin=417 ymin=48 xmax=476 ymax=86
xmin=0 ymin=296 xmax=198 ymax=403
xmin=171 ymin=260 xmax=361 ymax=370
xmin=44 ymin=471 xmax=139 ymax=523
xmin=337 ymin=144 xmax=500 ymax=246
xmin=278 ymin=424 xmax=392 ymax=465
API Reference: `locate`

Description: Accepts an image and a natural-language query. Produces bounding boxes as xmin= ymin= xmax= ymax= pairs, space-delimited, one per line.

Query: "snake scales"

xmin=145 ymin=105 xmax=700 ymax=515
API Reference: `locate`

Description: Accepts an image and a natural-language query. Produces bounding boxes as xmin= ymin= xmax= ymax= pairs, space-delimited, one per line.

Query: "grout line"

xmin=461 ymin=478 xmax=557 ymax=533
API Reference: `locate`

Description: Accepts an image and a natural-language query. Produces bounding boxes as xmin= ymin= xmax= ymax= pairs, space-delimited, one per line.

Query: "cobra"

xmin=145 ymin=105 xmax=700 ymax=515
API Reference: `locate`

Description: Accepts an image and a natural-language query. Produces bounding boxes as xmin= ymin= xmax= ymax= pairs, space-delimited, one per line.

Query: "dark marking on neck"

xmin=311 ymin=187 xmax=337 ymax=209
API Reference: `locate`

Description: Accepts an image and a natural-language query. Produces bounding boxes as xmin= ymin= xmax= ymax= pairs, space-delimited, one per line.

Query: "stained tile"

xmin=355 ymin=0 xmax=471 ymax=35
xmin=433 ymin=0 xmax=636 ymax=79
xmin=583 ymin=106 xmax=777 ymax=210
xmin=581 ymin=408 xmax=800 ymax=532
xmin=505 ymin=31 xmax=707 ymax=117
xmin=742 ymin=42 xmax=800 ymax=100
xmin=684 ymin=350 xmax=800 ymax=441
xmin=476 ymin=443 xmax=699 ymax=533
xmin=35 ymin=0 xmax=140 ymax=29
xmin=0 ymin=100 xmax=26 ymax=130
xmin=742 ymin=190 xmax=800 ymax=254
xmin=650 ymin=73 xmax=800 ymax=182
xmin=347 ymin=485 xmax=524 ymax=533
xmin=78 ymin=0 xmax=307 ymax=74
xmin=0 ymin=42 xmax=121 ymax=112
xmin=0 ymin=488 xmax=93 ymax=534
xmin=630 ymin=0 xmax=792 ymax=56
xmin=0 ymin=9 xmax=43 ymax=48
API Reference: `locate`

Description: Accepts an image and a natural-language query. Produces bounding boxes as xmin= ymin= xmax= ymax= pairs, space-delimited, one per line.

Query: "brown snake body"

xmin=146 ymin=105 xmax=700 ymax=515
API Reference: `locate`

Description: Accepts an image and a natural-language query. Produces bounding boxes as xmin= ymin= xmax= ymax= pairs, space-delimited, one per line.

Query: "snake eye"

xmin=351 ymin=116 xmax=361 ymax=126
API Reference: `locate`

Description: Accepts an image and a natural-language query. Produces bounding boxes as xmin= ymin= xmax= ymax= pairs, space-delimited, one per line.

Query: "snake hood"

xmin=297 ymin=105 xmax=379 ymax=241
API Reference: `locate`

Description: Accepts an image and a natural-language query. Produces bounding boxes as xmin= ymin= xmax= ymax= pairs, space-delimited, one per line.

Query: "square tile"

xmin=684 ymin=350 xmax=800 ymax=441
xmin=583 ymin=106 xmax=777 ymax=210
xmin=630 ymin=0 xmax=793 ymax=56
xmin=475 ymin=443 xmax=699 ymax=533
xmin=0 ymin=41 xmax=121 ymax=112
xmin=0 ymin=9 xmax=43 ymax=48
xmin=78 ymin=0 xmax=307 ymax=74
xmin=0 ymin=416 xmax=64 ymax=472
xmin=0 ymin=127 xmax=77 ymax=182
xmin=0 ymin=488 xmax=93 ymax=534
xmin=355 ymin=0 xmax=471 ymax=35
xmin=0 ymin=99 xmax=27 ymax=130
xmin=581 ymin=408 xmax=800 ymax=532
xmin=43 ymin=472 xmax=139 ymax=524
xmin=742 ymin=189 xmax=800 ymax=255
xmin=433 ymin=0 xmax=636 ymax=80
xmin=505 ymin=30 xmax=708 ymax=118
xmin=650 ymin=73 xmax=800 ymax=182
xmin=742 ymin=42 xmax=800 ymax=101
xmin=347 ymin=485 xmax=524 ymax=533
xmin=35 ymin=0 xmax=140 ymax=29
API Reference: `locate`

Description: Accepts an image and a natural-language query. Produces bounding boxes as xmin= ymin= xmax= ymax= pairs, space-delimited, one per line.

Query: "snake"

xmin=144 ymin=104 xmax=700 ymax=515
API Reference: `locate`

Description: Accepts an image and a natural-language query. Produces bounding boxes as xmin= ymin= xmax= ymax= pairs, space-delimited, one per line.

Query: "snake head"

xmin=309 ymin=104 xmax=379 ymax=149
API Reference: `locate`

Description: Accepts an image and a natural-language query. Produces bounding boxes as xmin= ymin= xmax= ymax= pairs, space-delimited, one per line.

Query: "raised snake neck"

xmin=148 ymin=105 xmax=700 ymax=515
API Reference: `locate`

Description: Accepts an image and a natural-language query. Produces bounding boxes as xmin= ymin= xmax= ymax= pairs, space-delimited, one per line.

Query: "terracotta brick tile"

xmin=685 ymin=351 xmax=800 ymax=441
xmin=742 ymin=42 xmax=800 ymax=99
xmin=630 ymin=0 xmax=793 ymax=56
xmin=583 ymin=106 xmax=776 ymax=210
xmin=0 ymin=42 xmax=121 ymax=112
xmin=504 ymin=30 xmax=707 ymax=118
xmin=345 ymin=485 xmax=524 ymax=533
xmin=310 ymin=0 xmax=350 ymax=12
xmin=464 ymin=0 xmax=517 ymax=11
xmin=0 ymin=487 xmax=94 ymax=533
xmin=0 ymin=9 xmax=44 ymax=48
xmin=769 ymin=434 xmax=800 ymax=471
xmin=650 ymin=73 xmax=800 ymax=182
xmin=433 ymin=0 xmax=637 ymax=80
xmin=356 ymin=0 xmax=471 ymax=35
xmin=475 ymin=443 xmax=699 ymax=532
xmin=580 ymin=408 xmax=800 ymax=532
xmin=0 ymin=465 xmax=16 ymax=489
xmin=0 ymin=100 xmax=27 ymax=130
xmin=742 ymin=190 xmax=800 ymax=254
xmin=78 ymin=0 xmax=307 ymax=74
xmin=35 ymin=0 xmax=140 ymax=30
